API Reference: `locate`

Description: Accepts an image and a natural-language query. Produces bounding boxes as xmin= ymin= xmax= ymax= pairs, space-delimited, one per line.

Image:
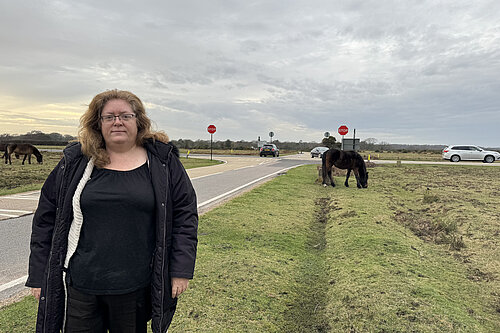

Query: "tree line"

xmin=0 ymin=131 xmax=448 ymax=151
xmin=0 ymin=131 xmax=76 ymax=146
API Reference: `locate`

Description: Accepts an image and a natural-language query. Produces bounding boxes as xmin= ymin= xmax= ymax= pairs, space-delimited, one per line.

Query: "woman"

xmin=26 ymin=90 xmax=198 ymax=333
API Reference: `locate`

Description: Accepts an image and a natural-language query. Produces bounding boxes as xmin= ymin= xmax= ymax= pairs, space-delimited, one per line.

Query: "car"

xmin=310 ymin=146 xmax=329 ymax=158
xmin=442 ymin=145 xmax=500 ymax=163
xmin=260 ymin=144 xmax=279 ymax=157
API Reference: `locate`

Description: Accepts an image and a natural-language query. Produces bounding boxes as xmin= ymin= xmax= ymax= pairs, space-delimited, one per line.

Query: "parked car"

xmin=442 ymin=145 xmax=500 ymax=163
xmin=260 ymin=144 xmax=279 ymax=157
xmin=310 ymin=146 xmax=329 ymax=158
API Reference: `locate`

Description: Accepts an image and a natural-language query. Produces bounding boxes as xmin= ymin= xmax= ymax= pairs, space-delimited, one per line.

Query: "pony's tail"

xmin=321 ymin=151 xmax=327 ymax=184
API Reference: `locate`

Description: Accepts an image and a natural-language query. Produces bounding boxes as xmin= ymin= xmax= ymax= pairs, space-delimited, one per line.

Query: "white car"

xmin=442 ymin=145 xmax=500 ymax=163
xmin=310 ymin=146 xmax=329 ymax=158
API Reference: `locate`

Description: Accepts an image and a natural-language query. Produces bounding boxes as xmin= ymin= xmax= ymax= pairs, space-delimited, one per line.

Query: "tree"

xmin=321 ymin=136 xmax=340 ymax=149
xmin=360 ymin=137 xmax=377 ymax=150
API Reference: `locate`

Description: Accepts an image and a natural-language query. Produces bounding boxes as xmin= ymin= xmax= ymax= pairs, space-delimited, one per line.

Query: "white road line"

xmin=2 ymin=197 xmax=39 ymax=201
xmin=0 ymin=213 xmax=20 ymax=218
xmin=191 ymin=172 xmax=223 ymax=180
xmin=0 ymin=275 xmax=28 ymax=293
xmin=233 ymin=165 xmax=255 ymax=171
xmin=0 ymin=209 xmax=32 ymax=213
xmin=0 ymin=164 xmax=306 ymax=297
xmin=198 ymin=164 xmax=304 ymax=208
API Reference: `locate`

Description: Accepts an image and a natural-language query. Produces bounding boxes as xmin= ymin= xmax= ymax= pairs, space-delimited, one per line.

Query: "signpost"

xmin=338 ymin=125 xmax=348 ymax=150
xmin=269 ymin=131 xmax=274 ymax=143
xmin=207 ymin=124 xmax=216 ymax=160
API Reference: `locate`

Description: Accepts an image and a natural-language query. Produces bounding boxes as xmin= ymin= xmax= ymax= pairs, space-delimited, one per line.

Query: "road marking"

xmin=0 ymin=275 xmax=28 ymax=293
xmin=233 ymin=165 xmax=254 ymax=171
xmin=2 ymin=196 xmax=39 ymax=201
xmin=0 ymin=213 xmax=20 ymax=218
xmin=0 ymin=209 xmax=32 ymax=213
xmin=198 ymin=164 xmax=305 ymax=208
xmin=191 ymin=172 xmax=223 ymax=180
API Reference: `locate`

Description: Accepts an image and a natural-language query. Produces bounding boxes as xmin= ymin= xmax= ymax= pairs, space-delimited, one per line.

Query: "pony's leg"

xmin=328 ymin=164 xmax=335 ymax=187
xmin=345 ymin=169 xmax=351 ymax=187
xmin=354 ymin=169 xmax=361 ymax=188
xmin=22 ymin=155 xmax=27 ymax=165
xmin=28 ymin=154 xmax=31 ymax=164
xmin=321 ymin=157 xmax=328 ymax=187
xmin=322 ymin=157 xmax=335 ymax=187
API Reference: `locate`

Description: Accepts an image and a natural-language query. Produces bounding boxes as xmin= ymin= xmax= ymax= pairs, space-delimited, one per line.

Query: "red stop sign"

xmin=207 ymin=125 xmax=216 ymax=134
xmin=338 ymin=125 xmax=348 ymax=136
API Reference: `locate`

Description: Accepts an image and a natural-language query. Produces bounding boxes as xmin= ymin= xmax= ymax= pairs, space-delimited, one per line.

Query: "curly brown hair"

xmin=78 ymin=89 xmax=169 ymax=168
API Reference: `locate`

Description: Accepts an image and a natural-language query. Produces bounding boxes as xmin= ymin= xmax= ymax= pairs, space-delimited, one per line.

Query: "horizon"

xmin=4 ymin=130 xmax=498 ymax=149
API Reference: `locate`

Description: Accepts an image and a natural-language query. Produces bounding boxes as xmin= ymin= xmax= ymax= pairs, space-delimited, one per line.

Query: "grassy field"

xmin=179 ymin=148 xmax=448 ymax=161
xmin=1 ymin=163 xmax=498 ymax=332
xmin=361 ymin=150 xmax=444 ymax=161
xmin=0 ymin=152 xmax=221 ymax=196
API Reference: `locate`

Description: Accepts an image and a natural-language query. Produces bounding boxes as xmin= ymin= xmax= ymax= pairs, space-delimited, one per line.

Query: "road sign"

xmin=338 ymin=125 xmax=348 ymax=136
xmin=342 ymin=138 xmax=360 ymax=151
xmin=324 ymin=132 xmax=330 ymax=138
xmin=207 ymin=125 xmax=216 ymax=134
xmin=269 ymin=131 xmax=274 ymax=137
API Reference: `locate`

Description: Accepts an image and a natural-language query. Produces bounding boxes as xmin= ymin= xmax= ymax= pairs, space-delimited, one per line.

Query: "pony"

xmin=321 ymin=149 xmax=368 ymax=188
xmin=5 ymin=143 xmax=43 ymax=165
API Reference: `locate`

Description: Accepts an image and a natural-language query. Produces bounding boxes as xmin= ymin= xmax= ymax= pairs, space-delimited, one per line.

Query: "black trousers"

xmin=65 ymin=286 xmax=152 ymax=333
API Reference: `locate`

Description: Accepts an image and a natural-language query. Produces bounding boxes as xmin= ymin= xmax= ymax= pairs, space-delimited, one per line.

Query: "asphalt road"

xmin=0 ymin=154 xmax=319 ymax=303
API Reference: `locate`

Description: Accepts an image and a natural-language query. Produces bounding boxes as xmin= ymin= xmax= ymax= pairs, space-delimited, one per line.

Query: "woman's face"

xmin=100 ymin=99 xmax=138 ymax=147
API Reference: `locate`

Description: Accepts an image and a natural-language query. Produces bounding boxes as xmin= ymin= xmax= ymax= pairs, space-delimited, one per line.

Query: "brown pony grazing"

xmin=5 ymin=143 xmax=43 ymax=165
xmin=322 ymin=149 xmax=368 ymax=188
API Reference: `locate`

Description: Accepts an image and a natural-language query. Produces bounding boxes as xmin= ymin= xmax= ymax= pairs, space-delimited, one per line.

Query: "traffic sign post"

xmin=269 ymin=131 xmax=274 ymax=143
xmin=207 ymin=125 xmax=216 ymax=160
xmin=338 ymin=125 xmax=348 ymax=150
xmin=353 ymin=128 xmax=356 ymax=150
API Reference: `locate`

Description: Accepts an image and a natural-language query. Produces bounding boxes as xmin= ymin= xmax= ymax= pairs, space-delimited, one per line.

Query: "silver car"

xmin=442 ymin=145 xmax=500 ymax=163
xmin=310 ymin=146 xmax=329 ymax=158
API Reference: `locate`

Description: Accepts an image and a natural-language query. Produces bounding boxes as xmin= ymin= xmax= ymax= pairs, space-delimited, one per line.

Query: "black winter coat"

xmin=26 ymin=140 xmax=198 ymax=333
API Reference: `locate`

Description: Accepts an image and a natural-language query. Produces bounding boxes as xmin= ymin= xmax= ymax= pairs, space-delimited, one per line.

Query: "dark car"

xmin=310 ymin=146 xmax=329 ymax=158
xmin=260 ymin=144 xmax=280 ymax=157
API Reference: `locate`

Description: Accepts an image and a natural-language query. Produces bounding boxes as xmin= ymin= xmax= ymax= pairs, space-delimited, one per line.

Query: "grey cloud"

xmin=1 ymin=0 xmax=500 ymax=145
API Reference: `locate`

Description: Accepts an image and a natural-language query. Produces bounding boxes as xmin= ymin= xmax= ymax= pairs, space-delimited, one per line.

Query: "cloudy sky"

xmin=1 ymin=0 xmax=499 ymax=145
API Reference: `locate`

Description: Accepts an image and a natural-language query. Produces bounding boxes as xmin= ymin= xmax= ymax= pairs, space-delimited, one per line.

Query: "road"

xmin=1 ymin=154 xmax=498 ymax=303
xmin=0 ymin=153 xmax=319 ymax=304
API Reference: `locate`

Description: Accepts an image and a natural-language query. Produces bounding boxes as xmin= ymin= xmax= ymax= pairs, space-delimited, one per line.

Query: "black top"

xmin=69 ymin=162 xmax=156 ymax=295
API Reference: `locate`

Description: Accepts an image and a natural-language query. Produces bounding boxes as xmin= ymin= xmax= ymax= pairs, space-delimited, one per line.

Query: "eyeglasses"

xmin=100 ymin=114 xmax=136 ymax=123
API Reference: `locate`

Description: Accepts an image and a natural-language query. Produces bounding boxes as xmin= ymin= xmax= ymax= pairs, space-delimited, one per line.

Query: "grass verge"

xmin=1 ymin=165 xmax=499 ymax=332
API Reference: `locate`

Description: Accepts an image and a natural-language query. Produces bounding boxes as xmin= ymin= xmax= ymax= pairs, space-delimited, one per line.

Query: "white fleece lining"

xmin=62 ymin=157 xmax=94 ymax=332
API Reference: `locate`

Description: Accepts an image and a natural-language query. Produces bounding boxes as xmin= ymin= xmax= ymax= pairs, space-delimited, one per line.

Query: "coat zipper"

xmin=159 ymin=157 xmax=168 ymax=331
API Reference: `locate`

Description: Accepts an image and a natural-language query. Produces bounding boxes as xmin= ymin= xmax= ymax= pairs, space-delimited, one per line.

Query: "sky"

xmin=1 ymin=0 xmax=499 ymax=146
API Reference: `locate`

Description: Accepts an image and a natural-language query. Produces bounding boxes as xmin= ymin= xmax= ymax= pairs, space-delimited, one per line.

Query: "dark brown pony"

xmin=322 ymin=149 xmax=368 ymax=188
xmin=5 ymin=143 xmax=43 ymax=165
